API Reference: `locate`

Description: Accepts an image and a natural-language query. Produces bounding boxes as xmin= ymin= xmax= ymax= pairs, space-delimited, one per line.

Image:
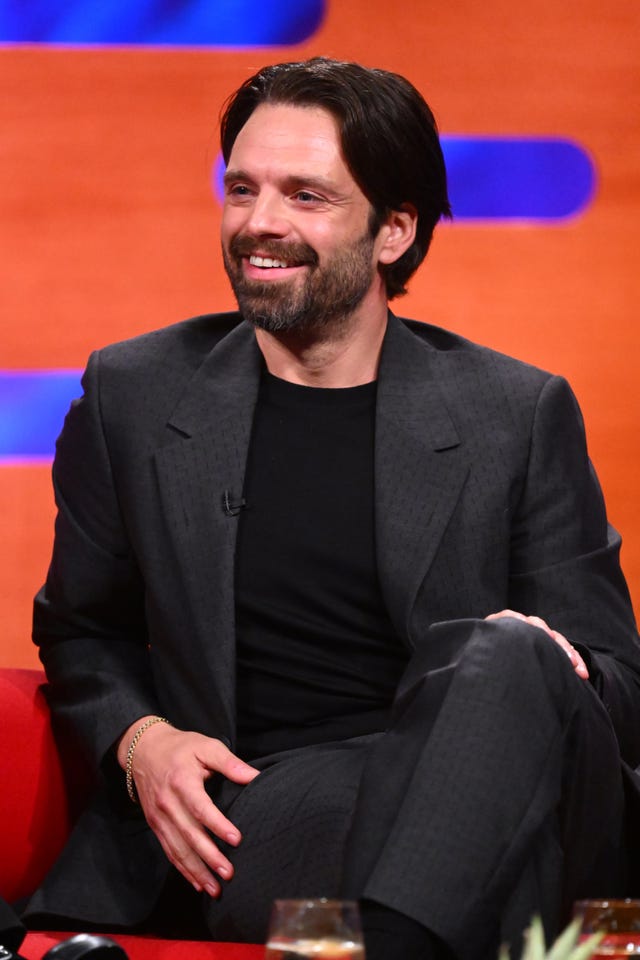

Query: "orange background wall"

xmin=1 ymin=0 xmax=639 ymax=668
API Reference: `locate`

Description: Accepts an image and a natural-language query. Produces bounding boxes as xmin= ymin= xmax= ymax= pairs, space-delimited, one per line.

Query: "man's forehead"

xmin=228 ymin=102 xmax=344 ymax=167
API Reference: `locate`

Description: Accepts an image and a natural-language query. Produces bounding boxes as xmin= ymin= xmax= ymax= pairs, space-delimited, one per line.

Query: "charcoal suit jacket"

xmin=25 ymin=312 xmax=640 ymax=926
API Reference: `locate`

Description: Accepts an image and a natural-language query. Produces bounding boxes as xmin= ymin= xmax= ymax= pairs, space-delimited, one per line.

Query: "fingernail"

xmin=205 ymin=882 xmax=219 ymax=898
xmin=218 ymin=865 xmax=232 ymax=880
xmin=226 ymin=831 xmax=241 ymax=845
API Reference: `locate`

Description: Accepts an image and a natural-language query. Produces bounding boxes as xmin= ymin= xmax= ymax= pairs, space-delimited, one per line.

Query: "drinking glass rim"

xmin=575 ymin=900 xmax=640 ymax=909
xmin=272 ymin=899 xmax=359 ymax=908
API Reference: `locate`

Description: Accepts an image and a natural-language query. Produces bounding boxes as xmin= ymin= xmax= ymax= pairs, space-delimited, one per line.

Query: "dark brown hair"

xmin=220 ymin=57 xmax=452 ymax=299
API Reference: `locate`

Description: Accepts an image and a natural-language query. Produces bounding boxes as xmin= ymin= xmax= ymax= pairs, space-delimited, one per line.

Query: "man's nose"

xmin=243 ymin=191 xmax=290 ymax=237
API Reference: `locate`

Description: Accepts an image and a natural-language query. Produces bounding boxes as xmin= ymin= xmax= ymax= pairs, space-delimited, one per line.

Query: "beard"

xmin=222 ymin=229 xmax=377 ymax=336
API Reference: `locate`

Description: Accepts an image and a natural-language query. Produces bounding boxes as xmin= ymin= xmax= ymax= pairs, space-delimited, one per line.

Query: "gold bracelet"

xmin=125 ymin=715 xmax=171 ymax=804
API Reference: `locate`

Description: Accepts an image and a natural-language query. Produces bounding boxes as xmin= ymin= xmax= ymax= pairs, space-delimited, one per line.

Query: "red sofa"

xmin=0 ymin=667 xmax=262 ymax=960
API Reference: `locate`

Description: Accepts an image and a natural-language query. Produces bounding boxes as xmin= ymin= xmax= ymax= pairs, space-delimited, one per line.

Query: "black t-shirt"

xmin=234 ymin=370 xmax=409 ymax=759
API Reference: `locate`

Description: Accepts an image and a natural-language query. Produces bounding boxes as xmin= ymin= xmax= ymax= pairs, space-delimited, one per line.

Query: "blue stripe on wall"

xmin=0 ymin=371 xmax=81 ymax=463
xmin=0 ymin=0 xmax=326 ymax=46
xmin=214 ymin=136 xmax=596 ymax=221
xmin=443 ymin=136 xmax=596 ymax=221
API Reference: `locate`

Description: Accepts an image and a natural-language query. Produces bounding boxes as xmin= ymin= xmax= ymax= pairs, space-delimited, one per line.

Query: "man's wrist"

xmin=116 ymin=714 xmax=160 ymax=770
xmin=123 ymin=715 xmax=173 ymax=804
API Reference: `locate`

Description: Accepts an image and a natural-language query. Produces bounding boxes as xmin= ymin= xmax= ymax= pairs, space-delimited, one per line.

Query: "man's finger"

xmin=154 ymin=805 xmax=235 ymax=894
xmin=162 ymin=835 xmax=223 ymax=896
xmin=187 ymin=793 xmax=244 ymax=848
xmin=551 ymin=630 xmax=590 ymax=680
xmin=486 ymin=610 xmax=552 ymax=636
xmin=485 ymin=609 xmax=590 ymax=680
xmin=197 ymin=739 xmax=260 ymax=786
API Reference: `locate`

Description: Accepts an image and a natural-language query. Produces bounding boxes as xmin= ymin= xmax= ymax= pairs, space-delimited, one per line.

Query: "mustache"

xmin=229 ymin=235 xmax=319 ymax=267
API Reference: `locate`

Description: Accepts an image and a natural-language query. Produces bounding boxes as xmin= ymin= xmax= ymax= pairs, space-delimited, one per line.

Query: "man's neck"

xmin=254 ymin=302 xmax=389 ymax=388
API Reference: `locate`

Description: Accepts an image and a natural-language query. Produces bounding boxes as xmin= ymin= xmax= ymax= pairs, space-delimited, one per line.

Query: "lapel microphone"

xmin=222 ymin=489 xmax=247 ymax=517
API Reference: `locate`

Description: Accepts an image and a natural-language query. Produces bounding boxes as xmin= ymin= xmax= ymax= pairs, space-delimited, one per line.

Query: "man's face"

xmin=221 ymin=103 xmax=386 ymax=336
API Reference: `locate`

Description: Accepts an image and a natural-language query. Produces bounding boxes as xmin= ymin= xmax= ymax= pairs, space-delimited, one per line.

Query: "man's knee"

xmin=450 ymin=616 xmax=616 ymax=764
xmin=394 ymin=616 xmax=581 ymax=743
xmin=459 ymin=616 xmax=578 ymax=694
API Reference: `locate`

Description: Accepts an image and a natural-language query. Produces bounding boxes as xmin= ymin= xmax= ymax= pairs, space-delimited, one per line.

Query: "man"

xmin=25 ymin=57 xmax=640 ymax=960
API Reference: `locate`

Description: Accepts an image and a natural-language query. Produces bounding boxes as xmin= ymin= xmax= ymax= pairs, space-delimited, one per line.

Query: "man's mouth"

xmin=229 ymin=235 xmax=319 ymax=275
xmin=248 ymin=255 xmax=292 ymax=269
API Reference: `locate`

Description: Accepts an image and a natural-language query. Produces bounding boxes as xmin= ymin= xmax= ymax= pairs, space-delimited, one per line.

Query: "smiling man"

xmin=221 ymin=102 xmax=402 ymax=349
xmin=221 ymin=98 xmax=417 ymax=382
xmin=24 ymin=58 xmax=640 ymax=960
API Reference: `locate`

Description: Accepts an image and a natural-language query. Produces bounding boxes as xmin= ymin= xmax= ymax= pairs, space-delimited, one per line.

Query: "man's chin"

xmin=233 ymin=287 xmax=305 ymax=332
xmin=243 ymin=310 xmax=303 ymax=334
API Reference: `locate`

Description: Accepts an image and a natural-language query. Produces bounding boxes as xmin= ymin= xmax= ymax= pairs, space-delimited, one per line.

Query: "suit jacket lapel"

xmin=376 ymin=315 xmax=470 ymax=645
xmin=154 ymin=321 xmax=261 ymax=741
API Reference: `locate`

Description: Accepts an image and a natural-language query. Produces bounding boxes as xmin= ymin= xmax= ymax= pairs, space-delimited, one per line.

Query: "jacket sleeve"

xmin=507 ymin=374 xmax=640 ymax=765
xmin=33 ymin=350 xmax=161 ymax=770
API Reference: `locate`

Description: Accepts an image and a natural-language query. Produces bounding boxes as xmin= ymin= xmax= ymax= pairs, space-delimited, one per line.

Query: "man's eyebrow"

xmin=222 ymin=167 xmax=254 ymax=187
xmin=223 ymin=168 xmax=342 ymax=196
xmin=281 ymin=174 xmax=339 ymax=194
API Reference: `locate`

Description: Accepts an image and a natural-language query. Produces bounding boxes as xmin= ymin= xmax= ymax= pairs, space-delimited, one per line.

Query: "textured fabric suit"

xmin=25 ymin=314 xmax=640 ymax=955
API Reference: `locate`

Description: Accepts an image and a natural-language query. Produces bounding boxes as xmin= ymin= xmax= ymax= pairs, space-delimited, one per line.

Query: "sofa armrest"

xmin=0 ymin=668 xmax=90 ymax=903
xmin=0 ymin=670 xmax=264 ymax=956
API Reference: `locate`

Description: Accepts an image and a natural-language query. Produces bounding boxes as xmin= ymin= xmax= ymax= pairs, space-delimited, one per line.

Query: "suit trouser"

xmin=204 ymin=618 xmax=627 ymax=959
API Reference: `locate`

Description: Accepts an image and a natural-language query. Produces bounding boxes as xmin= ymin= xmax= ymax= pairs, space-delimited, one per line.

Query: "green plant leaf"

xmin=566 ymin=932 xmax=604 ymax=960
xmin=508 ymin=915 xmax=605 ymax=960
xmin=547 ymin=917 xmax=582 ymax=960
xmin=526 ymin=916 xmax=548 ymax=960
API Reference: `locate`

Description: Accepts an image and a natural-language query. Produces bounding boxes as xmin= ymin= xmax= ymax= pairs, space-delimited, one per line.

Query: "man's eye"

xmin=294 ymin=191 xmax=321 ymax=203
xmin=227 ymin=184 xmax=252 ymax=197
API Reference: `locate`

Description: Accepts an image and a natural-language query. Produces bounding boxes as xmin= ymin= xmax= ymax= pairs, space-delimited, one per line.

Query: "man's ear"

xmin=376 ymin=203 xmax=418 ymax=265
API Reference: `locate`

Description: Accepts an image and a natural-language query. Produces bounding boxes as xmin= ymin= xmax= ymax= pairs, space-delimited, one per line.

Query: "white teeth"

xmin=249 ymin=255 xmax=289 ymax=268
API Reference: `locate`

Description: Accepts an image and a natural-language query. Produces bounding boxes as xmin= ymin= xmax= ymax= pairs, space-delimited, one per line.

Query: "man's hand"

xmin=485 ymin=609 xmax=590 ymax=680
xmin=116 ymin=719 xmax=259 ymax=897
